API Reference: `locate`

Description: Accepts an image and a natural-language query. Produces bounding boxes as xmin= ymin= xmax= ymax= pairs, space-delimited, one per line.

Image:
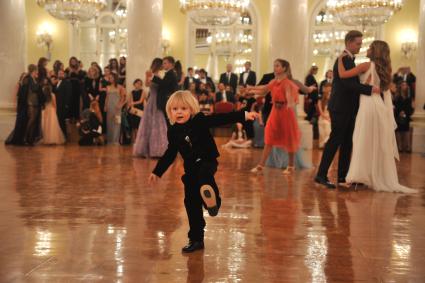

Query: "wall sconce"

xmin=36 ymin=23 xmax=53 ymax=60
xmin=162 ymin=28 xmax=171 ymax=55
xmin=400 ymin=29 xmax=417 ymax=59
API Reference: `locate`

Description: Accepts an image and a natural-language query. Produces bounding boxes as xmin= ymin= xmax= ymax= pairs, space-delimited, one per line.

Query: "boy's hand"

xmin=245 ymin=111 xmax=259 ymax=121
xmin=148 ymin=173 xmax=159 ymax=185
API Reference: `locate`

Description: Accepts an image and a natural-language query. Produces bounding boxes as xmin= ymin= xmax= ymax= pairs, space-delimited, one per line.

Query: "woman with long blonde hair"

xmin=337 ymin=40 xmax=415 ymax=193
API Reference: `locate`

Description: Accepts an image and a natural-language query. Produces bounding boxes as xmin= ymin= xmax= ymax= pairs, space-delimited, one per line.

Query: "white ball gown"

xmin=41 ymin=93 xmax=65 ymax=145
xmin=346 ymin=62 xmax=415 ymax=193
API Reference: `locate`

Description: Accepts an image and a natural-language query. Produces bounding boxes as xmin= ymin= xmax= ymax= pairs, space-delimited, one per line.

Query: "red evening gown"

xmin=264 ymin=78 xmax=301 ymax=153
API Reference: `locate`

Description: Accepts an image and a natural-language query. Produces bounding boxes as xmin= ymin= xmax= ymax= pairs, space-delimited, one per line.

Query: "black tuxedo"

xmin=215 ymin=91 xmax=236 ymax=103
xmin=152 ymin=69 xmax=178 ymax=113
xmin=219 ymin=72 xmax=238 ymax=93
xmin=199 ymin=76 xmax=216 ymax=92
xmin=258 ymin=73 xmax=274 ymax=124
xmin=53 ymin=79 xmax=72 ymax=137
xmin=153 ymin=111 xmax=245 ymax=177
xmin=317 ymin=54 xmax=373 ymax=181
xmin=183 ymin=76 xmax=200 ymax=90
xmin=239 ymin=70 xmax=256 ymax=86
xmin=152 ymin=110 xmax=246 ymax=242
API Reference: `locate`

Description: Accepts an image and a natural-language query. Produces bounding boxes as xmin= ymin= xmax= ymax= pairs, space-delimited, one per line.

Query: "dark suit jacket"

xmin=152 ymin=111 xmax=246 ymax=177
xmin=219 ymin=72 xmax=238 ymax=93
xmin=215 ymin=91 xmax=236 ymax=103
xmin=183 ymin=76 xmax=200 ymax=90
xmin=152 ymin=69 xmax=178 ymax=113
xmin=239 ymin=70 xmax=256 ymax=86
xmin=53 ymin=79 xmax=72 ymax=135
xmin=328 ymin=55 xmax=373 ymax=114
xmin=258 ymin=73 xmax=274 ymax=86
xmin=257 ymin=73 xmax=274 ymax=124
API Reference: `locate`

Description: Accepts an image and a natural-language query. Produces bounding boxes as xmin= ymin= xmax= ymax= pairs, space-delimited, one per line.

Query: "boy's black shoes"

xmin=200 ymin=185 xmax=219 ymax=216
xmin=182 ymin=241 xmax=204 ymax=253
xmin=314 ymin=176 xmax=336 ymax=189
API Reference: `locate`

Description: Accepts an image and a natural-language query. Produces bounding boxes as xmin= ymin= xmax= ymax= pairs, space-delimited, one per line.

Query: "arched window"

xmin=187 ymin=6 xmax=258 ymax=80
xmin=309 ymin=1 xmax=381 ymax=77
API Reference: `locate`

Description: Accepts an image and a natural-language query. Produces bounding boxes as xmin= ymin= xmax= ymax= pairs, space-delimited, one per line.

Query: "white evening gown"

xmin=346 ymin=62 xmax=416 ymax=193
xmin=41 ymin=94 xmax=66 ymax=145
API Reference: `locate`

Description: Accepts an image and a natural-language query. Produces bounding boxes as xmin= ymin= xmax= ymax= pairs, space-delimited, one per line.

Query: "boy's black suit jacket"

xmin=153 ymin=111 xmax=245 ymax=177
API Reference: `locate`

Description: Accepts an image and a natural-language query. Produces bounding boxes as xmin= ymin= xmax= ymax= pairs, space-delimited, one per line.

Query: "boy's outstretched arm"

xmin=204 ymin=111 xmax=258 ymax=128
xmin=150 ymin=132 xmax=178 ymax=181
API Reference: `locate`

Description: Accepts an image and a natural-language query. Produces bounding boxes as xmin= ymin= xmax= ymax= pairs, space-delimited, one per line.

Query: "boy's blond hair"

xmin=166 ymin=90 xmax=200 ymax=125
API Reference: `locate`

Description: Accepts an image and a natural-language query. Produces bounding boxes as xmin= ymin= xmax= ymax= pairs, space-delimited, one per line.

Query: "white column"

xmin=269 ymin=0 xmax=308 ymax=80
xmin=414 ymin=0 xmax=425 ymax=121
xmin=0 ymin=0 xmax=26 ymax=109
xmin=269 ymin=0 xmax=312 ymax=150
xmin=126 ymin=0 xmax=162 ymax=90
xmin=411 ymin=0 xmax=425 ymax=153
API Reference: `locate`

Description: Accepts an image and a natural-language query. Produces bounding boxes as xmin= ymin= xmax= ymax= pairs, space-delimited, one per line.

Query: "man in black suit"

xmin=257 ymin=72 xmax=274 ymax=124
xmin=219 ymin=63 xmax=238 ymax=94
xmin=239 ymin=61 xmax=256 ymax=87
xmin=183 ymin=67 xmax=200 ymax=90
xmin=198 ymin=69 xmax=215 ymax=93
xmin=215 ymin=83 xmax=236 ymax=103
xmin=315 ymin=30 xmax=380 ymax=189
xmin=52 ymin=69 xmax=71 ymax=137
xmin=152 ymin=56 xmax=179 ymax=116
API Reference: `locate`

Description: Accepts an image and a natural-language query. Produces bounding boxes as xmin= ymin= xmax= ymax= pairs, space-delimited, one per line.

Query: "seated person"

xmin=215 ymin=83 xmax=236 ymax=103
xmin=222 ymin=123 xmax=252 ymax=149
xmin=77 ymin=100 xmax=104 ymax=146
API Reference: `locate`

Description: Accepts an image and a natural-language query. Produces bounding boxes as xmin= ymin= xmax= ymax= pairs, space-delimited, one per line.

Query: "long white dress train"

xmin=346 ymin=62 xmax=416 ymax=193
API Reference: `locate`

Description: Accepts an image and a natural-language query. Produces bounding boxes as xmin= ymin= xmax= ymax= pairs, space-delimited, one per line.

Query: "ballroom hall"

xmin=0 ymin=0 xmax=424 ymax=282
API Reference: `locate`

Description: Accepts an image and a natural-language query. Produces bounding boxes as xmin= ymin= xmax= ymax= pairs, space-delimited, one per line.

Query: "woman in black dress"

xmin=65 ymin=56 xmax=85 ymax=121
xmin=109 ymin=58 xmax=119 ymax=75
xmin=175 ymin=60 xmax=185 ymax=90
xmin=6 ymin=65 xmax=44 ymax=145
xmin=394 ymin=81 xmax=415 ymax=152
xmin=129 ymin=79 xmax=145 ymax=141
xmin=118 ymin=56 xmax=126 ymax=86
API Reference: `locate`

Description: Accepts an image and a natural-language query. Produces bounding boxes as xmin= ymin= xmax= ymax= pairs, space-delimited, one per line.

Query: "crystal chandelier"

xmin=180 ymin=0 xmax=250 ymax=26
xmin=37 ymin=0 xmax=106 ymax=25
xmin=326 ymin=0 xmax=403 ymax=27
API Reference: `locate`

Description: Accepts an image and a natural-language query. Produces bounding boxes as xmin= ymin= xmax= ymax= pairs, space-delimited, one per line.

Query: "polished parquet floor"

xmin=0 ymin=140 xmax=424 ymax=283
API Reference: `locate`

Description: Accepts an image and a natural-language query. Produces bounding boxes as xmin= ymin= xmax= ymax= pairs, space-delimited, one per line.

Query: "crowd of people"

xmin=5 ymin=51 xmax=417 ymax=155
xmin=4 ymin=30 xmax=420 ymax=254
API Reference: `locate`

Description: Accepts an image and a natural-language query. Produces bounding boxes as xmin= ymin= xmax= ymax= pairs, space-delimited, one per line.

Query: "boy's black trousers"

xmin=181 ymin=160 xmax=221 ymax=242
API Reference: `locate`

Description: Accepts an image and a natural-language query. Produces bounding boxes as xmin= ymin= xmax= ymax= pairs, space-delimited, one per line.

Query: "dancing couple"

xmin=315 ymin=30 xmax=415 ymax=193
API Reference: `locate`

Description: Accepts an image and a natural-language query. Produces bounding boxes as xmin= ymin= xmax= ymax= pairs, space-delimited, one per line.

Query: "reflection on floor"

xmin=0 ymin=141 xmax=424 ymax=282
